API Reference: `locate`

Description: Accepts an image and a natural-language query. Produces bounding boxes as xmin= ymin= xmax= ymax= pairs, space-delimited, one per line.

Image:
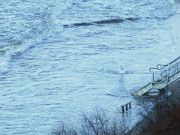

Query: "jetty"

xmin=133 ymin=56 xmax=180 ymax=96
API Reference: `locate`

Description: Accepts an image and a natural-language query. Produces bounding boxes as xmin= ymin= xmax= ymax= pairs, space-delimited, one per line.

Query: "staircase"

xmin=133 ymin=56 xmax=180 ymax=96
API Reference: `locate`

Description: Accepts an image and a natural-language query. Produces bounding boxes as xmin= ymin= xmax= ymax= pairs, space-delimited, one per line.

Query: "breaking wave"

xmin=0 ymin=0 xmax=177 ymax=72
xmin=63 ymin=17 xmax=140 ymax=27
xmin=62 ymin=0 xmax=176 ymax=28
xmin=0 ymin=0 xmax=81 ymax=72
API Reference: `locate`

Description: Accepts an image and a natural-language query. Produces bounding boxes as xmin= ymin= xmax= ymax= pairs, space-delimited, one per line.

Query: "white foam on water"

xmin=0 ymin=0 xmax=179 ymax=134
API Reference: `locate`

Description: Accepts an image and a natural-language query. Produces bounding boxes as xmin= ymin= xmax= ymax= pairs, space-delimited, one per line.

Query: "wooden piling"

xmin=121 ymin=101 xmax=132 ymax=113
xmin=126 ymin=104 xmax=128 ymax=110
xmin=129 ymin=102 xmax=131 ymax=109
xmin=122 ymin=106 xmax=124 ymax=113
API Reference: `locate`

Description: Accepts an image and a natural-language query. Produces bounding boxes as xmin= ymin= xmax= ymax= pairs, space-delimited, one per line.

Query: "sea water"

xmin=0 ymin=0 xmax=179 ymax=134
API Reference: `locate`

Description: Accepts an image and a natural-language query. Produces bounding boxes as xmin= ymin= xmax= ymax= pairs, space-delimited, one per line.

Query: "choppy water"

xmin=0 ymin=0 xmax=179 ymax=134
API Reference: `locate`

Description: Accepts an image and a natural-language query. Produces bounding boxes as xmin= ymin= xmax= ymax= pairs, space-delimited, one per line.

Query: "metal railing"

xmin=149 ymin=57 xmax=180 ymax=82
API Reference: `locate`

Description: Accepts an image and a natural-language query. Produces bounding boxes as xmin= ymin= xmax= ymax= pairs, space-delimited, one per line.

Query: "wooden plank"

xmin=133 ymin=83 xmax=152 ymax=96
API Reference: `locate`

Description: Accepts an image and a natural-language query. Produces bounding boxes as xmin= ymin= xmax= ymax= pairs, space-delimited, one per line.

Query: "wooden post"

xmin=121 ymin=101 xmax=132 ymax=113
xmin=122 ymin=106 xmax=124 ymax=113
xmin=126 ymin=104 xmax=128 ymax=111
xmin=129 ymin=102 xmax=131 ymax=109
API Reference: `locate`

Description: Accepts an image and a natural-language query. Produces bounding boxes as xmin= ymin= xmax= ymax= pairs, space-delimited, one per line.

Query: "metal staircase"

xmin=133 ymin=56 xmax=180 ymax=96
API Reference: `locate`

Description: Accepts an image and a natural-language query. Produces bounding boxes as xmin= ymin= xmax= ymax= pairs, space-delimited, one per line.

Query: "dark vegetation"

xmin=132 ymin=98 xmax=180 ymax=135
xmin=150 ymin=104 xmax=180 ymax=135
xmin=52 ymin=80 xmax=180 ymax=135
xmin=52 ymin=109 xmax=128 ymax=135
xmin=127 ymin=80 xmax=180 ymax=135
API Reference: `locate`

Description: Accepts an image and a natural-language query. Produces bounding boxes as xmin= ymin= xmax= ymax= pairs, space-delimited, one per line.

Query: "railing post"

xmin=167 ymin=64 xmax=169 ymax=82
xmin=176 ymin=63 xmax=178 ymax=72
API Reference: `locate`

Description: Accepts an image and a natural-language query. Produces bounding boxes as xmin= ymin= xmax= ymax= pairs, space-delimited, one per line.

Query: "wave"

xmin=62 ymin=14 xmax=174 ymax=28
xmin=0 ymin=0 xmax=58 ymax=73
xmin=0 ymin=0 xmax=177 ymax=73
xmin=63 ymin=17 xmax=140 ymax=28
xmin=61 ymin=0 xmax=177 ymax=28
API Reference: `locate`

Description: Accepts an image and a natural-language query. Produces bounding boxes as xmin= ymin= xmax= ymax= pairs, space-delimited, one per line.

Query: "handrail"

xmin=133 ymin=56 xmax=180 ymax=96
xmin=149 ymin=67 xmax=161 ymax=73
xmin=160 ymin=56 xmax=180 ymax=71
xmin=156 ymin=64 xmax=168 ymax=70
xmin=169 ymin=56 xmax=180 ymax=65
xmin=149 ymin=64 xmax=168 ymax=82
xmin=149 ymin=64 xmax=168 ymax=73
xmin=149 ymin=56 xmax=180 ymax=82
